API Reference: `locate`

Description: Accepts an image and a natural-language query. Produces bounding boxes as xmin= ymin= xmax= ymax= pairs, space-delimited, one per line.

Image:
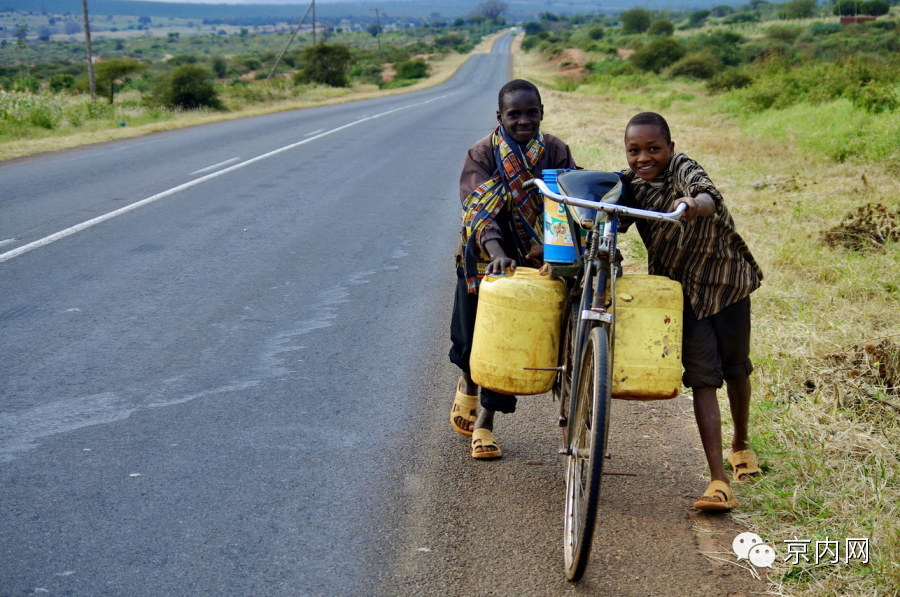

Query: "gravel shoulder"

xmin=381 ymin=351 xmax=773 ymax=596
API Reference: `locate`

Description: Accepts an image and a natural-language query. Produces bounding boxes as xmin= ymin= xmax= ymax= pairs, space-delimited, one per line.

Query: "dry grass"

xmin=515 ymin=42 xmax=899 ymax=596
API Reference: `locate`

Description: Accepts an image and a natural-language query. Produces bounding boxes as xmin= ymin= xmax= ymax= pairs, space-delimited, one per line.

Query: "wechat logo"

xmin=733 ymin=532 xmax=776 ymax=568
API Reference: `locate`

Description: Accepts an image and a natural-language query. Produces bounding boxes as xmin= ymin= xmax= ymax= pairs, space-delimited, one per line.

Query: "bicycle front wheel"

xmin=563 ymin=325 xmax=612 ymax=581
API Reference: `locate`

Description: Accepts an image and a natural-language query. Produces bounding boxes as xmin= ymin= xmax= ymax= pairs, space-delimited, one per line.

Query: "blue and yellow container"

xmin=542 ymin=169 xmax=579 ymax=263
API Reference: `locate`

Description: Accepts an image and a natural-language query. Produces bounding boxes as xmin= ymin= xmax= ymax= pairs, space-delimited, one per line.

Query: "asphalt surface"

xmin=0 ymin=35 xmax=769 ymax=596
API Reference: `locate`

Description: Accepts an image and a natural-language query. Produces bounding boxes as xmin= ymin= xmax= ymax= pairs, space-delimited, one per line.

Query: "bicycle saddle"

xmin=557 ymin=170 xmax=623 ymax=229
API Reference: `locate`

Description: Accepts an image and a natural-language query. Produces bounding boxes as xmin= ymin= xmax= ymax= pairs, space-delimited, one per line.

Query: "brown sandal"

xmin=693 ymin=480 xmax=738 ymax=511
xmin=727 ymin=449 xmax=762 ymax=482
xmin=471 ymin=428 xmax=502 ymax=460
xmin=450 ymin=378 xmax=478 ymax=437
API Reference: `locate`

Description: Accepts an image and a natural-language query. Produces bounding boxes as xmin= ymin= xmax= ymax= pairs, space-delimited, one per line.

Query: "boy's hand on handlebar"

xmin=675 ymin=193 xmax=715 ymax=222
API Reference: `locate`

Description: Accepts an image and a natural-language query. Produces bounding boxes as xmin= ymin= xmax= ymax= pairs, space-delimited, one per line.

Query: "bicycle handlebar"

xmin=526 ymin=178 xmax=686 ymax=226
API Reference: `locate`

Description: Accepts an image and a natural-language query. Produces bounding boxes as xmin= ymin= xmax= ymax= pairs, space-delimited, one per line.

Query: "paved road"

xmin=0 ymin=35 xmax=511 ymax=596
xmin=1 ymin=35 xmax=768 ymax=596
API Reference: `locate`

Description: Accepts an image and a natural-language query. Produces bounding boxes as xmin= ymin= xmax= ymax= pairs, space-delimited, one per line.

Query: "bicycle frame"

xmin=526 ymin=176 xmax=685 ymax=438
xmin=525 ymin=173 xmax=685 ymax=581
xmin=525 ymin=172 xmax=685 ymax=423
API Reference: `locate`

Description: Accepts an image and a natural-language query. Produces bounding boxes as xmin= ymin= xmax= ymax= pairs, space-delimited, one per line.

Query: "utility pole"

xmin=312 ymin=0 xmax=316 ymax=45
xmin=266 ymin=0 xmax=314 ymax=79
xmin=81 ymin=0 xmax=96 ymax=100
xmin=372 ymin=7 xmax=381 ymax=52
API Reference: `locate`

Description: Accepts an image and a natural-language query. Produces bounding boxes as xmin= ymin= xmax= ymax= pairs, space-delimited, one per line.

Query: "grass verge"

xmin=515 ymin=39 xmax=899 ymax=597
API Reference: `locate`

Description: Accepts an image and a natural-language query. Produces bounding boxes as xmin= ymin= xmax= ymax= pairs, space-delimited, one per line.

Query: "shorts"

xmin=681 ymin=296 xmax=754 ymax=389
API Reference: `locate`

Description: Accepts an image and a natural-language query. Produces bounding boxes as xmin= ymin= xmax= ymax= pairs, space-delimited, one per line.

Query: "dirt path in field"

xmin=379 ymin=350 xmax=773 ymax=596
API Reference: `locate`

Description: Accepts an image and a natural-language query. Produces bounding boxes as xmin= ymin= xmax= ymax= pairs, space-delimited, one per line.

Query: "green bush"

xmin=620 ymin=8 xmax=652 ymax=34
xmin=848 ymin=80 xmax=898 ymax=113
xmin=211 ymin=56 xmax=228 ymax=78
xmin=349 ymin=60 xmax=383 ymax=85
xmin=667 ymin=50 xmax=722 ymax=79
xmin=630 ymin=37 xmax=686 ymax=73
xmin=394 ymin=59 xmax=428 ymax=80
xmin=724 ymin=12 xmax=760 ymax=24
xmin=523 ymin=22 xmax=544 ymax=36
xmin=648 ymin=19 xmax=675 ymax=36
xmin=520 ymin=36 xmax=540 ymax=51
xmin=781 ymin=0 xmax=817 ymax=19
xmin=689 ymin=9 xmax=712 ymax=27
xmin=833 ymin=0 xmax=859 ymax=15
xmin=861 ymin=0 xmax=890 ymax=15
xmin=13 ymin=77 xmax=40 ymax=93
xmin=49 ymin=73 xmax=75 ymax=92
xmin=294 ymin=43 xmax=352 ymax=87
xmin=690 ymin=30 xmax=747 ymax=67
xmin=809 ymin=21 xmax=843 ymax=36
xmin=765 ymin=25 xmax=803 ymax=43
xmin=706 ymin=67 xmax=754 ymax=92
xmin=587 ymin=25 xmax=605 ymax=40
xmin=156 ymin=65 xmax=223 ymax=110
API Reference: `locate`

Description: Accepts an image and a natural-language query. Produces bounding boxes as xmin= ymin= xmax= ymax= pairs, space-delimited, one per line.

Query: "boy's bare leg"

xmin=692 ymin=387 xmax=729 ymax=483
xmin=474 ymin=408 xmax=495 ymax=431
xmin=725 ymin=377 xmax=751 ymax=453
xmin=459 ymin=373 xmax=478 ymax=397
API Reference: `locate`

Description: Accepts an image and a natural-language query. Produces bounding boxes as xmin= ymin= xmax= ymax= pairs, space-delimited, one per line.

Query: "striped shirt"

xmin=620 ymin=153 xmax=763 ymax=319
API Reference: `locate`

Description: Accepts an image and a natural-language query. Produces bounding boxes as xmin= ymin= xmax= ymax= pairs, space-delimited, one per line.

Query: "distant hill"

xmin=1 ymin=0 xmax=749 ymax=22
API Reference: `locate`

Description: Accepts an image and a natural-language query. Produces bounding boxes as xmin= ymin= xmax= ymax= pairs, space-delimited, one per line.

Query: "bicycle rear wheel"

xmin=563 ymin=325 xmax=612 ymax=581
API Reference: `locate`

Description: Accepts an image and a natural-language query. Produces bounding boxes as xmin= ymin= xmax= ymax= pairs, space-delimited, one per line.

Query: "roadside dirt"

xmin=382 ymin=361 xmax=773 ymax=596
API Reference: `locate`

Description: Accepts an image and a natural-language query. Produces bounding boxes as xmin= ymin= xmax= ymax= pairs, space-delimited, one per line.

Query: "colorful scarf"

xmin=461 ymin=127 xmax=545 ymax=292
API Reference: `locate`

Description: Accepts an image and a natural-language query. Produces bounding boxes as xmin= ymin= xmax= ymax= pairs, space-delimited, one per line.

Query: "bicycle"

xmin=524 ymin=171 xmax=685 ymax=581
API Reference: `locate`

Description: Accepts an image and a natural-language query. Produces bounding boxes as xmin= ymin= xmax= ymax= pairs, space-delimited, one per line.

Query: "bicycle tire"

xmin=563 ymin=325 xmax=612 ymax=581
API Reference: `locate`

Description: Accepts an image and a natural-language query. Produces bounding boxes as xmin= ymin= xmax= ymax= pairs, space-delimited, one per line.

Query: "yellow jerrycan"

xmin=612 ymin=274 xmax=683 ymax=400
xmin=470 ymin=267 xmax=566 ymax=395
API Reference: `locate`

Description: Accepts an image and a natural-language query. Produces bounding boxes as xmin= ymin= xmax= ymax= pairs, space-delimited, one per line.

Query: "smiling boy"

xmin=620 ymin=111 xmax=764 ymax=510
xmin=449 ymin=79 xmax=576 ymax=459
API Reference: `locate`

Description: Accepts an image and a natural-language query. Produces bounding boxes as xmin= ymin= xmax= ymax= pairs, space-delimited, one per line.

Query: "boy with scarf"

xmin=449 ymin=79 xmax=576 ymax=460
xmin=619 ymin=111 xmax=763 ymax=510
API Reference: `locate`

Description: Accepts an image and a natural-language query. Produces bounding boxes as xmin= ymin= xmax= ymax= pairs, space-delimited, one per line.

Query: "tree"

xmin=710 ymin=4 xmax=735 ymax=17
xmin=781 ymin=0 xmax=817 ymax=19
xmin=211 ymin=55 xmax=227 ymax=78
xmin=862 ymin=0 xmax=890 ymax=15
xmin=95 ymin=57 xmax=144 ymax=103
xmin=587 ymin=25 xmax=605 ymax=40
xmin=472 ymin=0 xmax=508 ymax=23
xmin=523 ymin=21 xmax=544 ymax=36
xmin=160 ymin=64 xmax=222 ymax=109
xmin=620 ymin=8 xmax=652 ymax=34
xmin=296 ymin=43 xmax=353 ymax=87
xmin=630 ymin=37 xmax=686 ymax=72
xmin=689 ymin=9 xmax=712 ymax=27
xmin=648 ymin=19 xmax=675 ymax=36
xmin=833 ymin=0 xmax=859 ymax=15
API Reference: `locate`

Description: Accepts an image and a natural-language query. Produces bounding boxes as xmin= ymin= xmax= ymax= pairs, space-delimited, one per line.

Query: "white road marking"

xmin=0 ymin=92 xmax=453 ymax=265
xmin=189 ymin=157 xmax=240 ymax=175
xmin=0 ymin=238 xmax=16 ymax=247
xmin=304 ymin=128 xmax=324 ymax=136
